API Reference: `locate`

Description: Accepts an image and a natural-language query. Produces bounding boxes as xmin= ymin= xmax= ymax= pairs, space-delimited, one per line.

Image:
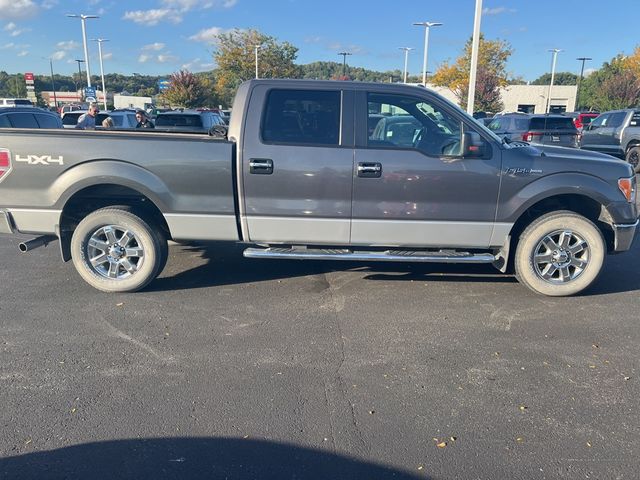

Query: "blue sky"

xmin=1 ymin=0 xmax=638 ymax=81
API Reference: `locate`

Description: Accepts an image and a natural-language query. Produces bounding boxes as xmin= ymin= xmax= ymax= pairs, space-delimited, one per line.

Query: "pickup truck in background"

xmin=580 ymin=109 xmax=640 ymax=173
xmin=0 ymin=80 xmax=637 ymax=296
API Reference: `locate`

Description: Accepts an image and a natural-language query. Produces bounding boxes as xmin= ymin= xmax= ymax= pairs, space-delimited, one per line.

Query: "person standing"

xmin=135 ymin=110 xmax=155 ymax=129
xmin=75 ymin=103 xmax=99 ymax=130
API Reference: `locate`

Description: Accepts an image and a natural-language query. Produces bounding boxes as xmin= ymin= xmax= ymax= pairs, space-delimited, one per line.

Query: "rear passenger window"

xmin=608 ymin=112 xmax=627 ymax=128
xmin=262 ymin=89 xmax=341 ymax=145
xmin=35 ymin=114 xmax=60 ymax=129
xmin=8 ymin=113 xmax=39 ymax=128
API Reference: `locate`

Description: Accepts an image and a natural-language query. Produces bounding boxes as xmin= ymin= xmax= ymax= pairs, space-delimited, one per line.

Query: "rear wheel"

xmin=71 ymin=207 xmax=167 ymax=293
xmin=625 ymin=146 xmax=640 ymax=173
xmin=514 ymin=211 xmax=605 ymax=296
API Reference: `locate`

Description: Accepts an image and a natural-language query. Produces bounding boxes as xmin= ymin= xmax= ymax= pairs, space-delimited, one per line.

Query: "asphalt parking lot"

xmin=0 ymin=234 xmax=639 ymax=480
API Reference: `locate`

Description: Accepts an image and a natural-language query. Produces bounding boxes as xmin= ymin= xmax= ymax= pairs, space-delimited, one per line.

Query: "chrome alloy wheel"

xmin=533 ymin=229 xmax=590 ymax=284
xmin=87 ymin=225 xmax=145 ymax=280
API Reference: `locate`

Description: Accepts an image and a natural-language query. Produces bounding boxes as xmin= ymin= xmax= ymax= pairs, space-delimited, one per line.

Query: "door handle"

xmin=249 ymin=158 xmax=273 ymax=175
xmin=357 ymin=162 xmax=382 ymax=178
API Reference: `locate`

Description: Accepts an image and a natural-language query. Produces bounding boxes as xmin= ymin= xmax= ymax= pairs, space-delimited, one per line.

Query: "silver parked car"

xmin=154 ymin=110 xmax=226 ymax=133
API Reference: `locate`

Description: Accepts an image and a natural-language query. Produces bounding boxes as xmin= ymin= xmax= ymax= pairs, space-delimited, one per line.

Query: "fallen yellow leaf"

xmin=436 ymin=441 xmax=447 ymax=448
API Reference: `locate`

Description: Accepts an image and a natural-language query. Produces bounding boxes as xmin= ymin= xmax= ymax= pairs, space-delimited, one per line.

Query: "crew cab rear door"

xmin=351 ymin=90 xmax=502 ymax=248
xmin=241 ymin=85 xmax=355 ymax=244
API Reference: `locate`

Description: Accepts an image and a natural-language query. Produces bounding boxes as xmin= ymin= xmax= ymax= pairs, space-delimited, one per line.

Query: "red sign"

xmin=24 ymin=73 xmax=34 ymax=81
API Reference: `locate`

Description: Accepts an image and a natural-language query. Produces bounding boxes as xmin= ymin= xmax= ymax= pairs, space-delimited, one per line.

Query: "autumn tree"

xmin=161 ymin=70 xmax=214 ymax=108
xmin=531 ymin=72 xmax=577 ymax=86
xmin=213 ymin=29 xmax=300 ymax=106
xmin=431 ymin=35 xmax=513 ymax=112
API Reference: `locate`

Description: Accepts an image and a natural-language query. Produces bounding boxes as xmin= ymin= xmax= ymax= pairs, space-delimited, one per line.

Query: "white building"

xmin=427 ymin=84 xmax=577 ymax=114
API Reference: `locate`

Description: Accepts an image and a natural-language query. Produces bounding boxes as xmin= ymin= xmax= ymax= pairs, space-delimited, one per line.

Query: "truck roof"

xmin=241 ymin=78 xmax=430 ymax=92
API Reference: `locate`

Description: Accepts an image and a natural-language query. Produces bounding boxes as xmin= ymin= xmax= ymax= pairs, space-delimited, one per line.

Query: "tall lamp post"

xmin=92 ymin=38 xmax=109 ymax=109
xmin=467 ymin=0 xmax=483 ymax=114
xmin=576 ymin=56 xmax=591 ymax=111
xmin=546 ymin=49 xmax=562 ymax=114
xmin=413 ymin=21 xmax=442 ymax=86
xmin=398 ymin=47 xmax=413 ymax=83
xmin=338 ymin=52 xmax=352 ymax=77
xmin=252 ymin=44 xmax=261 ymax=79
xmin=66 ymin=13 xmax=99 ymax=88
xmin=49 ymin=58 xmax=58 ymax=109
xmin=74 ymin=58 xmax=85 ymax=100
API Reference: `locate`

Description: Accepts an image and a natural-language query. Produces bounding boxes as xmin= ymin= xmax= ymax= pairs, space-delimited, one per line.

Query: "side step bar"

xmin=243 ymin=247 xmax=496 ymax=264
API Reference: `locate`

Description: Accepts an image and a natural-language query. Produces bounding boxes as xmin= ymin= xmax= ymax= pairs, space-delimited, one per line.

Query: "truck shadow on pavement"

xmin=147 ymin=239 xmax=640 ymax=296
xmin=0 ymin=437 xmax=427 ymax=480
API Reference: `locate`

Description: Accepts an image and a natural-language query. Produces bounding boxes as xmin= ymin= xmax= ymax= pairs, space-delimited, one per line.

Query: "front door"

xmin=351 ymin=91 xmax=502 ymax=248
xmin=241 ymin=86 xmax=354 ymax=244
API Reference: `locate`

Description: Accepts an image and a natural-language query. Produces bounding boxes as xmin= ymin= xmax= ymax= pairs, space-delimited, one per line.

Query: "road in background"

xmin=0 ymin=235 xmax=638 ymax=479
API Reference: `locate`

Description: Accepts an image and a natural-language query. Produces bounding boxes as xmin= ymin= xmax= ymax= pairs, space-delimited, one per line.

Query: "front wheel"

xmin=71 ymin=207 xmax=167 ymax=293
xmin=625 ymin=146 xmax=640 ymax=173
xmin=514 ymin=211 xmax=605 ymax=296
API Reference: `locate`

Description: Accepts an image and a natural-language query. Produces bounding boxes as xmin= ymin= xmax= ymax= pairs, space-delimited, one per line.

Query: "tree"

xmin=213 ymin=29 xmax=300 ymax=106
xmin=430 ymin=35 xmax=513 ymax=112
xmin=161 ymin=70 xmax=213 ymax=108
xmin=530 ymin=72 xmax=577 ymax=86
xmin=580 ymin=48 xmax=640 ymax=110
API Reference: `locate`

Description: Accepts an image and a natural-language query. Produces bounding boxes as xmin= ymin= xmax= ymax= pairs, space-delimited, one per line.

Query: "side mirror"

xmin=462 ymin=131 xmax=486 ymax=158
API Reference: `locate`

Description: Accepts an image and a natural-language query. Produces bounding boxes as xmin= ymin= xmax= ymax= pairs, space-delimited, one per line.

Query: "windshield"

xmin=155 ymin=114 xmax=203 ymax=128
xmin=530 ymin=117 xmax=576 ymax=130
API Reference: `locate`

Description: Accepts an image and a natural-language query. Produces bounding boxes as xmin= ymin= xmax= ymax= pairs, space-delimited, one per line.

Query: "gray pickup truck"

xmin=0 ymin=80 xmax=637 ymax=296
xmin=580 ymin=109 xmax=640 ymax=172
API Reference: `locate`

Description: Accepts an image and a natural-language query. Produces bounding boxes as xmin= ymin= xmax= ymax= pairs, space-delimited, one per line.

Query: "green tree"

xmin=580 ymin=50 xmax=640 ymax=110
xmin=531 ymin=72 xmax=577 ymax=85
xmin=431 ymin=35 xmax=513 ymax=112
xmin=213 ymin=29 xmax=301 ymax=106
xmin=161 ymin=70 xmax=213 ymax=108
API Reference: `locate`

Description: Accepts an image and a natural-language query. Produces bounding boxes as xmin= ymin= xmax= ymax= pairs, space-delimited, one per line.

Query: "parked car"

xmin=154 ymin=110 xmax=226 ymax=133
xmin=61 ymin=110 xmax=87 ymax=129
xmin=62 ymin=109 xmax=139 ymax=129
xmin=487 ymin=113 xmax=579 ymax=148
xmin=0 ymin=98 xmax=33 ymax=107
xmin=564 ymin=112 xmax=599 ymax=131
xmin=0 ymin=106 xmax=62 ymax=129
xmin=0 ymin=80 xmax=637 ymax=297
xmin=370 ymin=115 xmax=423 ymax=147
xmin=580 ymin=109 xmax=640 ymax=172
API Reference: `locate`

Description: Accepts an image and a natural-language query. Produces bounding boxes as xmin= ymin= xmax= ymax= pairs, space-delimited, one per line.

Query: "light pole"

xmin=74 ymin=58 xmax=85 ymax=98
xmin=252 ymin=44 xmax=261 ymax=79
xmin=66 ymin=14 xmax=99 ymax=88
xmin=398 ymin=47 xmax=413 ymax=83
xmin=467 ymin=0 xmax=483 ymax=114
xmin=92 ymin=38 xmax=109 ymax=109
xmin=338 ymin=52 xmax=352 ymax=77
xmin=413 ymin=21 xmax=442 ymax=86
xmin=546 ymin=49 xmax=562 ymax=114
xmin=48 ymin=58 xmax=58 ymax=109
xmin=576 ymin=56 xmax=591 ymax=111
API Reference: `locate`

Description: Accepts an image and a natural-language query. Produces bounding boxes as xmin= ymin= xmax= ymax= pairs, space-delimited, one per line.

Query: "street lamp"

xmin=546 ymin=49 xmax=562 ymax=114
xmin=338 ymin=52 xmax=352 ymax=77
xmin=92 ymin=38 xmax=109 ymax=109
xmin=413 ymin=21 xmax=442 ymax=86
xmin=252 ymin=44 xmax=261 ymax=79
xmin=48 ymin=58 xmax=58 ymax=109
xmin=66 ymin=13 xmax=99 ymax=88
xmin=576 ymin=57 xmax=592 ymax=111
xmin=74 ymin=58 xmax=85 ymax=98
xmin=398 ymin=47 xmax=413 ymax=83
xmin=467 ymin=0 xmax=483 ymax=114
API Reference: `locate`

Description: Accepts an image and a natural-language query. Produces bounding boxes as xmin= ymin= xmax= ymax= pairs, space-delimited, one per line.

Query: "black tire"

xmin=514 ymin=211 xmax=605 ymax=296
xmin=71 ymin=207 xmax=167 ymax=293
xmin=625 ymin=146 xmax=640 ymax=173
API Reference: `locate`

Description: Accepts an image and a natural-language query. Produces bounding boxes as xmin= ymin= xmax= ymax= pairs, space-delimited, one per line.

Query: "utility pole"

xmin=398 ymin=47 xmax=413 ymax=83
xmin=413 ymin=21 xmax=442 ymax=86
xmin=252 ymin=45 xmax=261 ymax=79
xmin=338 ymin=52 xmax=352 ymax=77
xmin=576 ymin=57 xmax=591 ymax=111
xmin=467 ymin=0 xmax=483 ymax=114
xmin=66 ymin=14 xmax=99 ymax=88
xmin=546 ymin=49 xmax=562 ymax=114
xmin=75 ymin=59 xmax=85 ymax=101
xmin=49 ymin=58 xmax=58 ymax=109
xmin=93 ymin=38 xmax=109 ymax=109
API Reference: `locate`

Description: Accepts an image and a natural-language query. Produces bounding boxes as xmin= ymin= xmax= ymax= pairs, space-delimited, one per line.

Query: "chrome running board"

xmin=243 ymin=247 xmax=496 ymax=264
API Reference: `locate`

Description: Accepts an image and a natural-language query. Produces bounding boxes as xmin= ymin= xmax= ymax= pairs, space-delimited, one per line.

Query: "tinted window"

xmin=62 ymin=113 xmax=82 ymax=126
xmin=580 ymin=115 xmax=596 ymax=125
xmin=488 ymin=118 xmax=505 ymax=131
xmin=367 ymin=93 xmax=462 ymax=157
xmin=155 ymin=114 xmax=203 ymax=128
xmin=127 ymin=114 xmax=137 ymax=126
xmin=607 ymin=112 xmax=628 ymax=128
xmin=529 ymin=117 xmax=576 ymax=130
xmin=590 ymin=114 xmax=608 ymax=128
xmin=630 ymin=112 xmax=640 ymax=126
xmin=8 ymin=113 xmax=39 ymax=128
xmin=513 ymin=118 xmax=530 ymax=131
xmin=262 ymin=89 xmax=341 ymax=145
xmin=0 ymin=115 xmax=11 ymax=128
xmin=35 ymin=113 xmax=61 ymax=128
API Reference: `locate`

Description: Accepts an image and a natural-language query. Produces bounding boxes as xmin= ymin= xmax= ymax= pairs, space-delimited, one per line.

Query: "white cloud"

xmin=142 ymin=42 xmax=166 ymax=51
xmin=17 ymin=50 xmax=28 ymax=56
xmin=138 ymin=52 xmax=178 ymax=64
xmin=181 ymin=58 xmax=215 ymax=71
xmin=123 ymin=9 xmax=182 ymax=26
xmin=56 ymin=40 xmax=79 ymax=50
xmin=41 ymin=0 xmax=57 ymax=9
xmin=162 ymin=0 xmax=237 ymax=11
xmin=138 ymin=54 xmax=151 ymax=63
xmin=51 ymin=50 xmax=66 ymax=60
xmin=482 ymin=6 xmax=516 ymax=15
xmin=4 ymin=21 xmax=16 ymax=30
xmin=157 ymin=54 xmax=178 ymax=63
xmin=327 ymin=42 xmax=368 ymax=55
xmin=4 ymin=21 xmax=28 ymax=36
xmin=189 ymin=26 xmax=235 ymax=44
xmin=0 ymin=0 xmax=38 ymax=19
xmin=103 ymin=52 xmax=113 ymax=60
xmin=0 ymin=42 xmax=16 ymax=49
